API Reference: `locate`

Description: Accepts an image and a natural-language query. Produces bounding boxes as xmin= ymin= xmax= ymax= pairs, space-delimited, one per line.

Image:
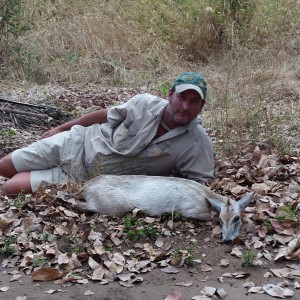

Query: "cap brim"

xmin=175 ymin=84 xmax=204 ymax=100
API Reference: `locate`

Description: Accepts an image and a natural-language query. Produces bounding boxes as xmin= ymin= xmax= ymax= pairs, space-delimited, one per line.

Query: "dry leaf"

xmin=119 ymin=281 xmax=133 ymax=288
xmin=274 ymin=235 xmax=300 ymax=260
xmin=160 ymin=266 xmax=180 ymax=274
xmin=212 ymin=225 xmax=222 ymax=235
xmin=10 ymin=274 xmax=22 ymax=282
xmin=175 ymin=281 xmax=193 ymax=287
xmin=231 ymin=247 xmax=243 ymax=257
xmin=90 ymin=268 xmax=105 ymax=281
xmin=46 ymin=290 xmax=57 ymax=294
xmin=270 ymin=268 xmax=292 ymax=278
xmin=264 ymin=272 xmax=273 ymax=278
xmin=164 ymin=291 xmax=182 ymax=300
xmin=216 ymin=288 xmax=228 ymax=299
xmin=220 ymin=259 xmax=230 ymax=267
xmin=84 ymin=290 xmax=95 ymax=295
xmin=54 ymin=224 xmax=70 ymax=235
xmin=61 ymin=208 xmax=78 ymax=217
xmin=0 ymin=211 xmax=19 ymax=229
xmin=200 ymin=264 xmax=212 ymax=272
xmin=144 ymin=217 xmax=156 ymax=224
xmin=132 ymin=208 xmax=140 ymax=218
xmin=243 ymin=281 xmax=255 ymax=288
xmin=248 ymin=286 xmax=264 ymax=293
xmin=257 ymin=226 xmax=268 ymax=238
xmin=57 ymin=253 xmax=69 ymax=265
xmin=31 ymin=268 xmax=67 ymax=281
xmin=111 ymin=236 xmax=122 ymax=246
xmin=191 ymin=296 xmax=211 ymax=300
xmin=294 ymin=282 xmax=300 ymax=289
xmin=251 ymin=183 xmax=270 ymax=195
xmin=202 ymin=286 xmax=216 ymax=296
xmin=155 ymin=236 xmax=164 ymax=248
xmin=263 ymin=284 xmax=294 ymax=298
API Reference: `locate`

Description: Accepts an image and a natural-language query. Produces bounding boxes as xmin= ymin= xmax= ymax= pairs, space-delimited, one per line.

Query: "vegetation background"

xmin=0 ymin=0 xmax=299 ymax=155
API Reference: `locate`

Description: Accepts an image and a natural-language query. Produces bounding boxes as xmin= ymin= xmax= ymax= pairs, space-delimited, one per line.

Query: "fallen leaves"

xmin=274 ymin=234 xmax=300 ymax=260
xmin=263 ymin=284 xmax=294 ymax=298
xmin=31 ymin=268 xmax=67 ymax=281
xmin=161 ymin=266 xmax=180 ymax=274
xmin=0 ymin=135 xmax=299 ymax=299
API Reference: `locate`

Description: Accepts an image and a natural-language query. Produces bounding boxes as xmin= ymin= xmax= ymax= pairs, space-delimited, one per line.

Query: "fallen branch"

xmin=0 ymin=97 xmax=58 ymax=110
xmin=0 ymin=107 xmax=48 ymax=119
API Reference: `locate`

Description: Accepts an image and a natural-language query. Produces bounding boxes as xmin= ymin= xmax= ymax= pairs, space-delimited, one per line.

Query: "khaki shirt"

xmin=83 ymin=93 xmax=214 ymax=182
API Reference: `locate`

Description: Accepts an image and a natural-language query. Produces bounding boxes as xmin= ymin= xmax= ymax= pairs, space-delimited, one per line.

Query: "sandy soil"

xmin=0 ymin=84 xmax=299 ymax=300
xmin=1 ymin=240 xmax=299 ymax=300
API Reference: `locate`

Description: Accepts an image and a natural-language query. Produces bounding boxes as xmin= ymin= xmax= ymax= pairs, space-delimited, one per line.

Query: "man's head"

xmin=173 ymin=72 xmax=207 ymax=101
xmin=164 ymin=72 xmax=207 ymax=128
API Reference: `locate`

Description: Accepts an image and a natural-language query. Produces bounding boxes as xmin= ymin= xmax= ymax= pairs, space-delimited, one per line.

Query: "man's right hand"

xmin=39 ymin=109 xmax=108 ymax=140
xmin=39 ymin=127 xmax=64 ymax=140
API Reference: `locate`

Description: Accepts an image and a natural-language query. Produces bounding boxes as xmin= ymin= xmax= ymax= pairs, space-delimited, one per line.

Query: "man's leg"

xmin=0 ymin=153 xmax=32 ymax=195
xmin=0 ymin=153 xmax=18 ymax=178
xmin=2 ymin=172 xmax=32 ymax=195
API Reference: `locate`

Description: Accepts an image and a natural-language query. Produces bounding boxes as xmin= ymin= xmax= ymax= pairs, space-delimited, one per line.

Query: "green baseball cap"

xmin=173 ymin=72 xmax=207 ymax=100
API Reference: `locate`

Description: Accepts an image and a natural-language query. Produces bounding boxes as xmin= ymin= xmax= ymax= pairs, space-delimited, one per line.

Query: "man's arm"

xmin=40 ymin=109 xmax=108 ymax=139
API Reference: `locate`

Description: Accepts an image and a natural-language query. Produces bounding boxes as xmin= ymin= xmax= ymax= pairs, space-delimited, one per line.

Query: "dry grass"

xmin=1 ymin=0 xmax=299 ymax=154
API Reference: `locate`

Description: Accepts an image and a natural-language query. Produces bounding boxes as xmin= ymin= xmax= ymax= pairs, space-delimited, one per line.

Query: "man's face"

xmin=166 ymin=89 xmax=204 ymax=126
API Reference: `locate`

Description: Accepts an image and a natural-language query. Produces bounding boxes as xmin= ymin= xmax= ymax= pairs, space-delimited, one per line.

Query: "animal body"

xmin=73 ymin=175 xmax=254 ymax=243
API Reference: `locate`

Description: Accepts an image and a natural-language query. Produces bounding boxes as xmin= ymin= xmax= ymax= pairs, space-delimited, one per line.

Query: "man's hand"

xmin=39 ymin=109 xmax=108 ymax=140
xmin=39 ymin=127 xmax=64 ymax=139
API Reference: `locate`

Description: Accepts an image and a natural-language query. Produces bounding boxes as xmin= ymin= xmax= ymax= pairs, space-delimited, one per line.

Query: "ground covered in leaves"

xmin=0 ymin=84 xmax=299 ymax=300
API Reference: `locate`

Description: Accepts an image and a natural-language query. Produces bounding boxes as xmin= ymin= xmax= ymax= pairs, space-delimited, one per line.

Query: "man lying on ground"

xmin=0 ymin=72 xmax=214 ymax=195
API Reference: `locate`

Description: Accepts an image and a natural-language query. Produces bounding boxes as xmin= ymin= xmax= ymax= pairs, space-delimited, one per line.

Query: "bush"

xmin=1 ymin=0 xmax=298 ymax=84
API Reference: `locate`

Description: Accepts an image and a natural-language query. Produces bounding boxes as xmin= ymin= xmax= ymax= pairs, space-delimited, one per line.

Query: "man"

xmin=0 ymin=72 xmax=214 ymax=195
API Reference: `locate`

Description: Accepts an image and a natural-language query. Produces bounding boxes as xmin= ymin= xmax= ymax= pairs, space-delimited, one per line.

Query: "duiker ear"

xmin=206 ymin=198 xmax=224 ymax=213
xmin=237 ymin=192 xmax=255 ymax=211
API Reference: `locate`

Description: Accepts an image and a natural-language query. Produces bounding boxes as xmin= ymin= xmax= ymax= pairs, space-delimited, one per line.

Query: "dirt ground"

xmin=0 ymin=84 xmax=299 ymax=300
xmin=0 ymin=243 xmax=299 ymax=300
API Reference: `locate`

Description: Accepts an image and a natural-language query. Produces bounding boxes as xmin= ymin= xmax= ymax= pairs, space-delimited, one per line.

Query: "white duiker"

xmin=73 ymin=175 xmax=254 ymax=243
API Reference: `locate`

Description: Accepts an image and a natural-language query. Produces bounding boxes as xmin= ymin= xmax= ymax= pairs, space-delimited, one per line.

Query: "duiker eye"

xmin=233 ymin=216 xmax=240 ymax=222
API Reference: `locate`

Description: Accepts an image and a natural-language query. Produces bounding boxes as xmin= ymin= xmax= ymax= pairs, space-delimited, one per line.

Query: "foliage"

xmin=275 ymin=204 xmax=298 ymax=222
xmin=262 ymin=204 xmax=298 ymax=230
xmin=69 ymin=234 xmax=84 ymax=254
xmin=161 ymin=210 xmax=185 ymax=222
xmin=41 ymin=232 xmax=50 ymax=243
xmin=242 ymin=250 xmax=257 ymax=267
xmin=7 ymin=191 xmax=30 ymax=209
xmin=0 ymin=128 xmax=16 ymax=137
xmin=0 ymin=0 xmax=31 ymax=38
xmin=0 ymin=235 xmax=17 ymax=256
xmin=123 ymin=216 xmax=159 ymax=240
xmin=0 ymin=0 xmax=299 ymax=154
xmin=171 ymin=241 xmax=197 ymax=267
xmin=0 ymin=0 xmax=33 ymax=78
xmin=0 ymin=0 xmax=299 ymax=84
xmin=33 ymin=257 xmax=48 ymax=267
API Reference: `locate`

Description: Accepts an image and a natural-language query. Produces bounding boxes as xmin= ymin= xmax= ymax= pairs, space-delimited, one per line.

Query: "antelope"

xmin=73 ymin=175 xmax=254 ymax=243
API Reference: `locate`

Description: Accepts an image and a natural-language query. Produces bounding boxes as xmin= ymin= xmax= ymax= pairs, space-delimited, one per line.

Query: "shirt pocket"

xmin=139 ymin=141 xmax=174 ymax=158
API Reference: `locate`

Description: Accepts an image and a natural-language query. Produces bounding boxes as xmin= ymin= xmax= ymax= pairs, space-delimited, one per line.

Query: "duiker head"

xmin=206 ymin=193 xmax=254 ymax=243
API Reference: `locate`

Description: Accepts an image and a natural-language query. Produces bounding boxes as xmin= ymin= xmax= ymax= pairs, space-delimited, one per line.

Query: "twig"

xmin=0 ymin=108 xmax=48 ymax=119
xmin=0 ymin=97 xmax=58 ymax=110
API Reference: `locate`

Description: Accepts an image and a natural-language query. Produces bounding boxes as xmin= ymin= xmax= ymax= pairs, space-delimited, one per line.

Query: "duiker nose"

xmin=223 ymin=239 xmax=232 ymax=244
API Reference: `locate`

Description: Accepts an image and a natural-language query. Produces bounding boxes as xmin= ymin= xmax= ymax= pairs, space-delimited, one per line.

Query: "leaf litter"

xmin=0 ymin=87 xmax=299 ymax=298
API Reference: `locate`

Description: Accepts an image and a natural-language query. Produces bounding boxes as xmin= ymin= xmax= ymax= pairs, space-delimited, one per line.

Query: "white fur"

xmin=73 ymin=175 xmax=254 ymax=242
